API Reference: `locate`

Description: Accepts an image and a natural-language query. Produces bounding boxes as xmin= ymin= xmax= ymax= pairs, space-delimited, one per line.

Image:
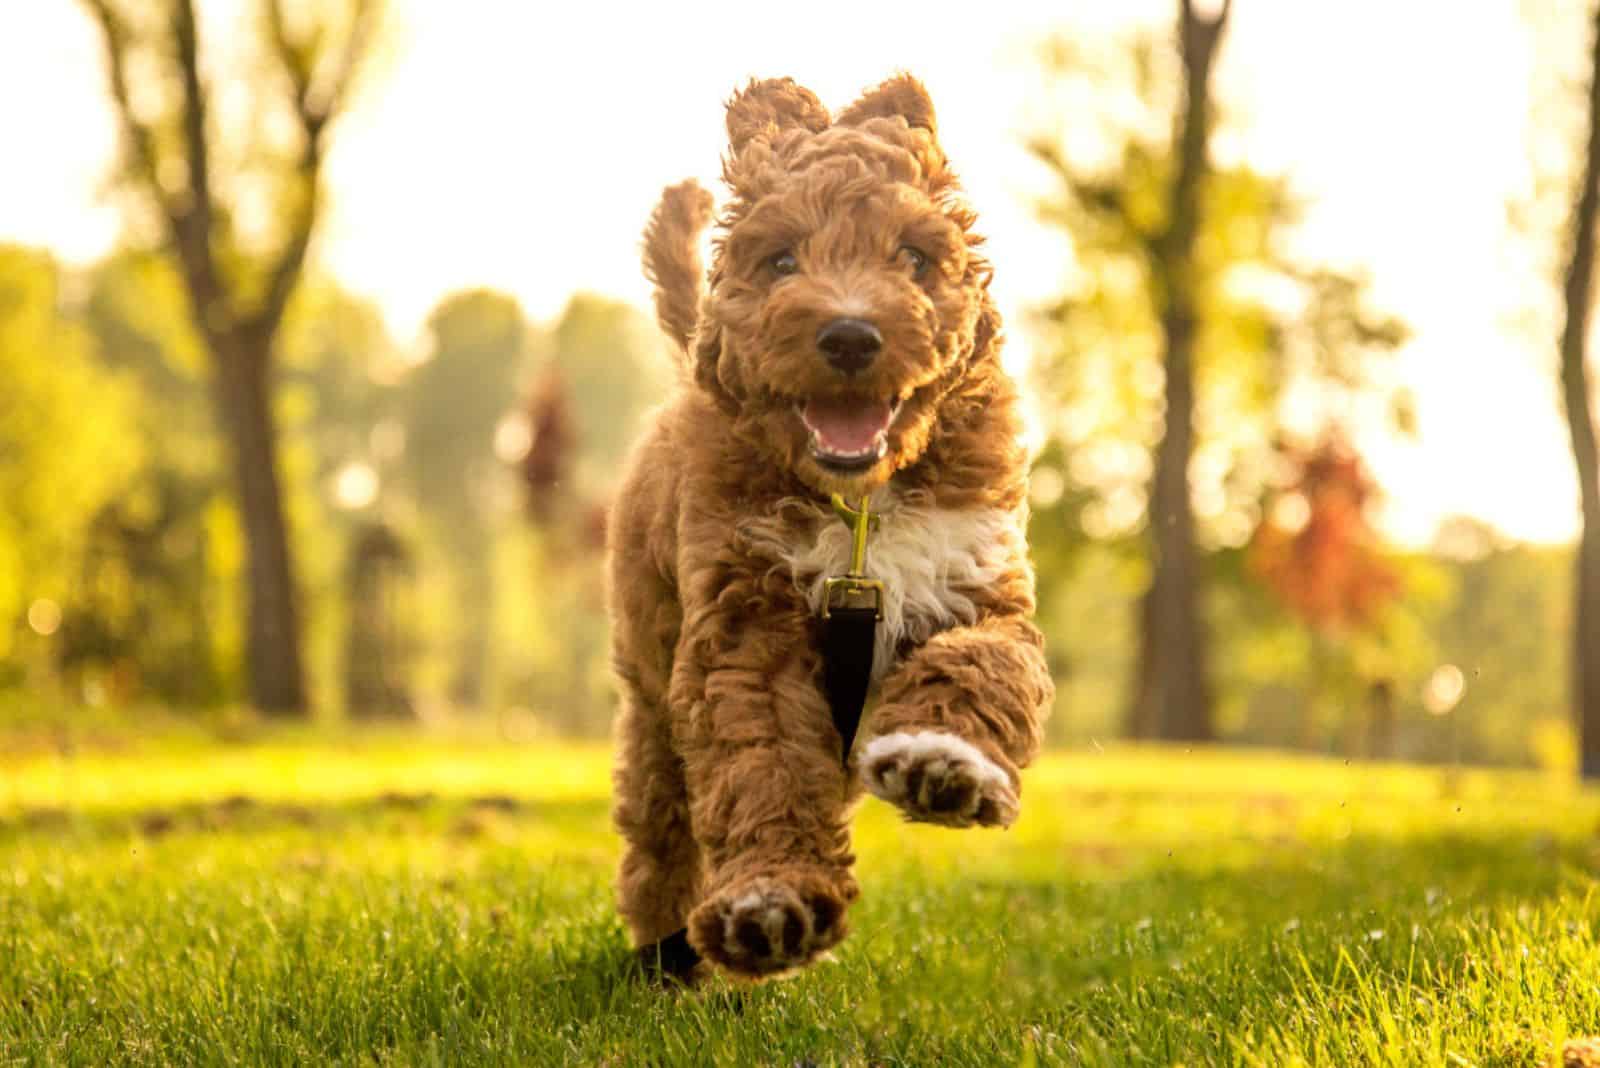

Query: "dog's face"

xmin=696 ymin=76 xmax=996 ymax=496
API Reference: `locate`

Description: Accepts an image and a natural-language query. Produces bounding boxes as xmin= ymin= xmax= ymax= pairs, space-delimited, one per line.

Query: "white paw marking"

xmin=859 ymin=731 xmax=1017 ymax=827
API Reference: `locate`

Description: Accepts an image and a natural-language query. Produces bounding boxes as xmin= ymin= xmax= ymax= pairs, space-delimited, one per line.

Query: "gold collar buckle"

xmin=823 ymin=494 xmax=884 ymax=620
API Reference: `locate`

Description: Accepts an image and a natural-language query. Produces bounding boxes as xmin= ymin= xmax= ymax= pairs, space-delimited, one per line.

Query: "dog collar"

xmin=821 ymin=494 xmax=884 ymax=621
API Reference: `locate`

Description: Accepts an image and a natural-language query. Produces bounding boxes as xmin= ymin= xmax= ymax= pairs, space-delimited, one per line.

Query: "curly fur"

xmin=609 ymin=74 xmax=1054 ymax=981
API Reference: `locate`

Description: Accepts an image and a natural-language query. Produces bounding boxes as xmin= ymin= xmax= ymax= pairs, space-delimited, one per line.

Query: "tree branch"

xmin=84 ymin=0 xmax=228 ymax=338
xmin=315 ymin=0 xmax=379 ymax=127
xmin=168 ymin=0 xmax=226 ymax=326
xmin=250 ymin=0 xmax=379 ymax=338
xmin=1027 ymin=136 xmax=1160 ymax=256
xmin=172 ymin=0 xmax=211 ymax=232
xmin=263 ymin=0 xmax=316 ymax=122
xmin=81 ymin=0 xmax=173 ymax=220
xmin=265 ymin=0 xmax=378 ymax=139
xmin=247 ymin=149 xmax=320 ymax=341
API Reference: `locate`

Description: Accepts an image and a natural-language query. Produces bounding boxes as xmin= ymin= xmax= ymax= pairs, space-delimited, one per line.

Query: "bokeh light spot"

xmin=26 ymin=599 xmax=61 ymax=637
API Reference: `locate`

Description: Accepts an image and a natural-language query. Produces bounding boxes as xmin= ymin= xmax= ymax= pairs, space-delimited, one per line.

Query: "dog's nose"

xmin=816 ymin=318 xmax=882 ymax=374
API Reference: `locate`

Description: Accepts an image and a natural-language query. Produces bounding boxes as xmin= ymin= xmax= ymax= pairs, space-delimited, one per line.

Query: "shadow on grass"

xmin=0 ymin=790 xmax=614 ymax=845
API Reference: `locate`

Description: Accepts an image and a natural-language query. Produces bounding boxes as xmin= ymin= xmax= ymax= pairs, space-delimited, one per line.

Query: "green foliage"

xmin=278 ymin=283 xmax=405 ymax=489
xmin=2 ymin=738 xmax=1597 ymax=1064
xmin=403 ymin=290 xmax=529 ymax=538
xmin=1427 ymin=525 xmax=1573 ymax=768
xmin=48 ymin=257 xmax=402 ymax=710
xmin=1027 ymin=34 xmax=1408 ymax=556
xmin=378 ymin=290 xmax=666 ymax=726
xmin=0 ymin=247 xmax=142 ymax=664
xmin=544 ymin=293 xmax=673 ymax=498
xmin=394 ymin=290 xmax=538 ymax=710
xmin=1025 ymin=29 xmax=1413 ymax=745
xmin=68 ymin=251 xmax=237 ymax=703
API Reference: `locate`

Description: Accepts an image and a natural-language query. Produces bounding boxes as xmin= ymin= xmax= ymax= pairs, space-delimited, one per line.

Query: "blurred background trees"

xmin=1555 ymin=3 xmax=1600 ymax=781
xmin=81 ymin=0 xmax=380 ymax=715
xmin=1514 ymin=0 xmax=1600 ymax=781
xmin=1026 ymin=5 xmax=1410 ymax=748
xmin=401 ymin=290 xmax=527 ymax=708
xmin=0 ymin=0 xmax=1590 ymax=775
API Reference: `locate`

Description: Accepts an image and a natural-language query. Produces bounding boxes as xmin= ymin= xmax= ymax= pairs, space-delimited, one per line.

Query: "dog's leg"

xmin=613 ymin=677 xmax=702 ymax=954
xmin=673 ymin=626 xmax=858 ymax=980
xmin=860 ymin=613 xmax=1053 ymax=828
xmin=608 ymin=520 xmax=701 ymax=959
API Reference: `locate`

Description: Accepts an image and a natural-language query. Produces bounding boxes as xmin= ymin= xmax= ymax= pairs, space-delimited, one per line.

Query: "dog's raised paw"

xmin=689 ymin=874 xmax=847 ymax=979
xmin=859 ymin=731 xmax=1018 ymax=828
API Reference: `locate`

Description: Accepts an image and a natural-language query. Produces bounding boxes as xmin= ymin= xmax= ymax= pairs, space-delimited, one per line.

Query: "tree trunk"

xmin=1561 ymin=2 xmax=1600 ymax=782
xmin=1127 ymin=0 xmax=1230 ymax=743
xmin=212 ymin=333 xmax=307 ymax=715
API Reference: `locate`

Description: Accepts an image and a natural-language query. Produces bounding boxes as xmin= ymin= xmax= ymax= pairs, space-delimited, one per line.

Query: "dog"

xmin=608 ymin=74 xmax=1054 ymax=981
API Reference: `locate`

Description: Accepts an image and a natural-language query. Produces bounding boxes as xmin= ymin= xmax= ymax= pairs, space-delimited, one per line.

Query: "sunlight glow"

xmin=1423 ymin=664 xmax=1467 ymax=716
xmin=332 ymin=461 xmax=380 ymax=511
xmin=0 ymin=0 xmax=1582 ymax=546
xmin=26 ymin=599 xmax=61 ymax=637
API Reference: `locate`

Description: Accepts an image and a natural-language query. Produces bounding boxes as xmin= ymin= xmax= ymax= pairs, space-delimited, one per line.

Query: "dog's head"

xmin=695 ymin=75 xmax=999 ymax=495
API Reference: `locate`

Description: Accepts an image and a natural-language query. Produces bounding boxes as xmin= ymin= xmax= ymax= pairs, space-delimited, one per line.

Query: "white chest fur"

xmin=738 ymin=491 xmax=1024 ymax=683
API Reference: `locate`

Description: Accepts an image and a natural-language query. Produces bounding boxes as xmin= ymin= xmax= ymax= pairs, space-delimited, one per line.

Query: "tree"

xmin=0 ymin=247 xmax=142 ymax=673
xmin=402 ymin=290 xmax=529 ymax=708
xmin=544 ymin=293 xmax=673 ymax=499
xmin=1248 ymin=433 xmax=1402 ymax=751
xmin=82 ymin=0 xmax=380 ymax=715
xmin=1133 ymin=0 xmax=1234 ymax=743
xmin=1249 ymin=434 xmax=1399 ymax=636
xmin=1557 ymin=1 xmax=1600 ymax=780
xmin=1031 ymin=0 xmax=1235 ymax=741
xmin=74 ymin=252 xmax=403 ymax=709
xmin=1028 ymin=8 xmax=1407 ymax=743
xmin=1429 ymin=519 xmax=1570 ymax=769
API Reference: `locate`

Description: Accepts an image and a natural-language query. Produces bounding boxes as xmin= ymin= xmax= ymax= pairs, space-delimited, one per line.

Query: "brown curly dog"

xmin=608 ymin=74 xmax=1054 ymax=982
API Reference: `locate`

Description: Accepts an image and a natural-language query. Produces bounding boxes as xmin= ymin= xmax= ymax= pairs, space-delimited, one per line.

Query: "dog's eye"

xmin=897 ymin=245 xmax=931 ymax=278
xmin=767 ymin=250 xmax=799 ymax=277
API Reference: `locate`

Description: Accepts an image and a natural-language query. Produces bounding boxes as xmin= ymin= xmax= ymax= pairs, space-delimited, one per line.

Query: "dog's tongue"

xmin=802 ymin=397 xmax=893 ymax=456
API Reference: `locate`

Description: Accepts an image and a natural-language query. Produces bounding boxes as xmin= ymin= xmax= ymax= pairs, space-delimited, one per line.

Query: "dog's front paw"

xmin=859 ymin=731 xmax=1018 ymax=828
xmin=688 ymin=869 xmax=849 ymax=980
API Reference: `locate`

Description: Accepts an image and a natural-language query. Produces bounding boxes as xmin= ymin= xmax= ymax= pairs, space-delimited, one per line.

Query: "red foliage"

xmin=580 ymin=501 xmax=609 ymax=553
xmin=521 ymin=366 xmax=575 ymax=524
xmin=1248 ymin=433 xmax=1400 ymax=632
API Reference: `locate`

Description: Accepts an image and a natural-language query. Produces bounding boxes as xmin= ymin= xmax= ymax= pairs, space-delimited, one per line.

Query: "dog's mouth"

xmin=797 ymin=394 xmax=905 ymax=472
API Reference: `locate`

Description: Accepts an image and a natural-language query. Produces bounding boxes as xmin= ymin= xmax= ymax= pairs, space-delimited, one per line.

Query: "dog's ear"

xmin=970 ymin=290 xmax=1001 ymax=366
xmin=725 ymin=78 xmax=830 ymax=153
xmin=692 ymin=314 xmax=741 ymax=414
xmin=836 ymin=74 xmax=937 ymax=137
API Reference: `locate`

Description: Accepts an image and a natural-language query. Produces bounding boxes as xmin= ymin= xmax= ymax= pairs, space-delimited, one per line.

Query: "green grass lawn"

xmin=2 ymin=733 xmax=1599 ymax=1067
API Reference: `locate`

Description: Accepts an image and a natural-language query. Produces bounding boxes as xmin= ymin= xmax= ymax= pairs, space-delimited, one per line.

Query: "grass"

xmin=2 ymin=732 xmax=1599 ymax=1066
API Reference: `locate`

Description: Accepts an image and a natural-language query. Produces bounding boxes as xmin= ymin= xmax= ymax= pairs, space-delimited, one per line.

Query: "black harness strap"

xmin=820 ymin=606 xmax=877 ymax=759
